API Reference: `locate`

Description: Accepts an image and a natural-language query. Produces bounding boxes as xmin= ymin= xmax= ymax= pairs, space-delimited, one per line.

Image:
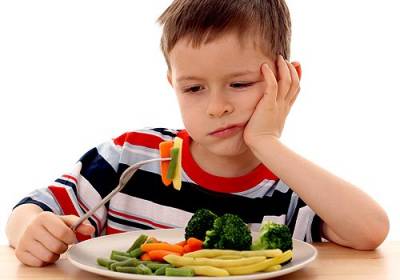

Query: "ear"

xmin=291 ymin=61 xmax=302 ymax=80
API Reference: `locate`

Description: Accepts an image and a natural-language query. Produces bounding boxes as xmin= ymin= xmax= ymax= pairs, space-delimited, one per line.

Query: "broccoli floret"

xmin=251 ymin=221 xmax=293 ymax=251
xmin=185 ymin=209 xmax=218 ymax=240
xmin=203 ymin=213 xmax=252 ymax=250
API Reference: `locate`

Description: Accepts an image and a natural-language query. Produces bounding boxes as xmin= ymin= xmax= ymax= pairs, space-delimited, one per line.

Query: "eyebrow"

xmin=176 ymin=70 xmax=259 ymax=83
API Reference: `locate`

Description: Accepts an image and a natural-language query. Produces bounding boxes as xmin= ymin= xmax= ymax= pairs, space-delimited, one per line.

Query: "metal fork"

xmin=71 ymin=157 xmax=171 ymax=231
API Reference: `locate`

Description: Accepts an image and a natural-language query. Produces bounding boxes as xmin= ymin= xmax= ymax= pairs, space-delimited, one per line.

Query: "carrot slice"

xmin=140 ymin=252 xmax=151 ymax=261
xmin=140 ymin=242 xmax=184 ymax=254
xmin=159 ymin=141 xmax=173 ymax=186
xmin=148 ymin=249 xmax=180 ymax=262
xmin=186 ymin=237 xmax=203 ymax=251
xmin=175 ymin=240 xmax=187 ymax=246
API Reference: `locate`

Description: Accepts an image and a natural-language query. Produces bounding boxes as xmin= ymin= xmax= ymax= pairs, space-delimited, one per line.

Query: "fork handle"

xmin=70 ymin=183 xmax=124 ymax=231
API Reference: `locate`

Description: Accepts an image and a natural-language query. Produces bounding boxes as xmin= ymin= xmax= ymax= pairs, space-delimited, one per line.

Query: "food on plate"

xmin=95 ymin=210 xmax=296 ymax=276
xmin=184 ymin=209 xmax=218 ymax=240
xmin=251 ymin=221 xmax=293 ymax=251
xmin=203 ymin=213 xmax=252 ymax=251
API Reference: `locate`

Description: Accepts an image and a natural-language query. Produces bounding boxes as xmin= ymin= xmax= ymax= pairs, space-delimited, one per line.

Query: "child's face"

xmin=168 ymin=32 xmax=277 ymax=158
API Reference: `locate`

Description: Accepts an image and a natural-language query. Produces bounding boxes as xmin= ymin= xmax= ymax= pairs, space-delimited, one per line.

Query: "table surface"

xmin=0 ymin=241 xmax=398 ymax=280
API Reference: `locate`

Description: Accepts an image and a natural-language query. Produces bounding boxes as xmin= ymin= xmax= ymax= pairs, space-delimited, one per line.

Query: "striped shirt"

xmin=15 ymin=127 xmax=323 ymax=243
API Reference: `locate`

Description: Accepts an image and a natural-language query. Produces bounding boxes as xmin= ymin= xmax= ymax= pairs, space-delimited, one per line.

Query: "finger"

xmin=261 ymin=63 xmax=278 ymax=105
xmin=76 ymin=222 xmax=96 ymax=236
xmin=28 ymin=239 xmax=60 ymax=264
xmin=35 ymin=224 xmax=69 ymax=254
xmin=15 ymin=249 xmax=46 ymax=267
xmin=41 ymin=213 xmax=77 ymax=244
xmin=276 ymin=55 xmax=292 ymax=102
xmin=292 ymin=61 xmax=302 ymax=80
xmin=61 ymin=215 xmax=96 ymax=236
xmin=285 ymin=61 xmax=300 ymax=104
xmin=289 ymin=88 xmax=300 ymax=107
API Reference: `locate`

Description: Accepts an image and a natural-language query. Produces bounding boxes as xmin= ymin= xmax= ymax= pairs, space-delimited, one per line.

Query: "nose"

xmin=206 ymin=91 xmax=234 ymax=118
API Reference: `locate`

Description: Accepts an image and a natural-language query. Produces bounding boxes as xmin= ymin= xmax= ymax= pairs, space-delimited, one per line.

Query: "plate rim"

xmin=67 ymin=228 xmax=317 ymax=280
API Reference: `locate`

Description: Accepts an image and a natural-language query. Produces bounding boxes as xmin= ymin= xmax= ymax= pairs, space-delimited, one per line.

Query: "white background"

xmin=0 ymin=0 xmax=399 ymax=245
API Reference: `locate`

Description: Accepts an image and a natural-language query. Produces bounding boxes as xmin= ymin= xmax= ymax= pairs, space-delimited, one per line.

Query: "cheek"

xmin=238 ymin=84 xmax=265 ymax=112
xmin=176 ymin=97 xmax=203 ymax=126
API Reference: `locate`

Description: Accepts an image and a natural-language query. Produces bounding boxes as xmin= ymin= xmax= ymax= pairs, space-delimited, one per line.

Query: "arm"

xmin=249 ymin=136 xmax=389 ymax=250
xmin=6 ymin=138 xmax=123 ymax=266
xmin=244 ymin=56 xmax=389 ymax=250
xmin=6 ymin=204 xmax=94 ymax=266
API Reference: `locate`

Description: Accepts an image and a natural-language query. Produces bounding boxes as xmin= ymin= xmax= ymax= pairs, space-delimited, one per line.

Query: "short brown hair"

xmin=158 ymin=0 xmax=291 ymax=68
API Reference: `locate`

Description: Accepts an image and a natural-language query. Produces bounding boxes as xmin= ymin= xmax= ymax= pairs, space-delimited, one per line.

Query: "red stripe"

xmin=57 ymin=175 xmax=102 ymax=232
xmin=62 ymin=174 xmax=78 ymax=184
xmin=109 ymin=209 xmax=172 ymax=229
xmin=177 ymin=130 xmax=279 ymax=193
xmin=48 ymin=186 xmax=79 ymax=216
xmin=113 ymin=132 xmax=164 ymax=149
xmin=48 ymin=186 xmax=91 ymax=242
xmin=106 ymin=225 xmax=125 ymax=235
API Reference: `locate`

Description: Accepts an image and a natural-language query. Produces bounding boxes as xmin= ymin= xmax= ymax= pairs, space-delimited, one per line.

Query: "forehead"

xmin=168 ymin=32 xmax=274 ymax=78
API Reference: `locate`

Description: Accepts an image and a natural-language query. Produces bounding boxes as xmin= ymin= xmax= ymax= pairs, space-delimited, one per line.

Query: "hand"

xmin=243 ymin=55 xmax=301 ymax=148
xmin=15 ymin=212 xmax=95 ymax=267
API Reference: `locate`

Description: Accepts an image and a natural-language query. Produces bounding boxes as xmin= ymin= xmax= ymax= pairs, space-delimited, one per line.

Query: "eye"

xmin=183 ymin=85 xmax=204 ymax=93
xmin=230 ymin=82 xmax=254 ymax=89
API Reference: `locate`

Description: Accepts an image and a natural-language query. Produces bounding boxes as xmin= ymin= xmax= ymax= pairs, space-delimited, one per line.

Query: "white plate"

xmin=67 ymin=228 xmax=317 ymax=280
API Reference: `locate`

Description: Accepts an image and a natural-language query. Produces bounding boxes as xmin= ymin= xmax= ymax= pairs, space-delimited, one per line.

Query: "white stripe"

xmin=110 ymin=210 xmax=160 ymax=229
xmin=248 ymin=223 xmax=262 ymax=232
xmin=107 ymin=220 xmax=144 ymax=232
xmin=77 ymin=174 xmax=107 ymax=230
xmin=29 ymin=188 xmax=63 ymax=215
xmin=138 ymin=128 xmax=177 ymax=140
xmin=262 ymin=180 xmax=290 ymax=197
xmin=234 ymin=179 xmax=276 ymax=198
xmin=60 ymin=175 xmax=78 ymax=186
xmin=110 ymin=192 xmax=193 ymax=228
xmin=97 ymin=141 xmax=122 ymax=172
xmin=292 ymin=206 xmax=315 ymax=241
xmin=286 ymin=192 xmax=299 ymax=225
xmin=261 ymin=214 xmax=286 ymax=225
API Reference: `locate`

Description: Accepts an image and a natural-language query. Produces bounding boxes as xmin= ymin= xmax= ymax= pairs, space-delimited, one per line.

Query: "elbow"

xmin=354 ymin=214 xmax=390 ymax=250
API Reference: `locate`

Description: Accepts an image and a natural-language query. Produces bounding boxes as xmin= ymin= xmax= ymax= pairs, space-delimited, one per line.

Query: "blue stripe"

xmin=14 ymin=197 xmax=53 ymax=212
xmin=79 ymin=147 xmax=119 ymax=199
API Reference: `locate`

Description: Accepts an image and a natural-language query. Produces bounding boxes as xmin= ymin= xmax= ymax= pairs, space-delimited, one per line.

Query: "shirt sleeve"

xmin=13 ymin=138 xmax=122 ymax=239
xmin=280 ymin=180 xmax=323 ymax=243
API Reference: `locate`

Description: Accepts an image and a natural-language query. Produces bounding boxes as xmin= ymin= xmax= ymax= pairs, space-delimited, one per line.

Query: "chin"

xmin=208 ymin=141 xmax=249 ymax=157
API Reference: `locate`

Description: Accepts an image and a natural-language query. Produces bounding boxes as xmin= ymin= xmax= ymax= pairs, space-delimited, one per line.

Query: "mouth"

xmin=208 ymin=122 xmax=246 ymax=136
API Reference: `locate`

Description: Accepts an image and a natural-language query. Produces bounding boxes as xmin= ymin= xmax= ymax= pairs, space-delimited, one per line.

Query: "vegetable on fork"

xmin=159 ymin=136 xmax=183 ymax=190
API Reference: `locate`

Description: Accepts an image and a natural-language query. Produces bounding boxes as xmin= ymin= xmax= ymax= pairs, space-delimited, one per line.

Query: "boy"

xmin=6 ymin=0 xmax=389 ymax=267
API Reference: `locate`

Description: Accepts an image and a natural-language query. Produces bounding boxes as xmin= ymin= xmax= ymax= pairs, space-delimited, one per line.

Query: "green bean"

xmin=146 ymin=262 xmax=171 ymax=271
xmin=127 ymin=234 xmax=148 ymax=253
xmin=165 ymin=267 xmax=195 ymax=277
xmin=111 ymin=250 xmax=131 ymax=258
xmin=128 ymin=247 xmax=143 ymax=258
xmin=110 ymin=254 xmax=131 ymax=262
xmin=96 ymin=258 xmax=116 ymax=269
xmin=110 ymin=258 xmax=141 ymax=271
xmin=136 ymin=264 xmax=152 ymax=275
xmin=115 ymin=266 xmax=141 ymax=274
xmin=154 ymin=264 xmax=172 ymax=275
